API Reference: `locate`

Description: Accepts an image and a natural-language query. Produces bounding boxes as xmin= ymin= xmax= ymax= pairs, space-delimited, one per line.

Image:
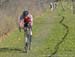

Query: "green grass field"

xmin=0 ymin=2 xmax=75 ymax=57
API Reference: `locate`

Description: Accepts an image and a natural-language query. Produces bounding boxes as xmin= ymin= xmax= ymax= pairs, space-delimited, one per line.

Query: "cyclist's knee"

xmin=30 ymin=30 xmax=32 ymax=35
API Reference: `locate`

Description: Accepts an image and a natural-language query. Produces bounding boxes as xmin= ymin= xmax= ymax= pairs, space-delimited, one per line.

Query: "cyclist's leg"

xmin=28 ymin=27 xmax=32 ymax=50
xmin=24 ymin=27 xmax=28 ymax=52
xmin=29 ymin=26 xmax=32 ymax=42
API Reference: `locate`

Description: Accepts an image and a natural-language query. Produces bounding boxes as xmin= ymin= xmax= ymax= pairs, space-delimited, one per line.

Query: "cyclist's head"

xmin=23 ymin=10 xmax=29 ymax=17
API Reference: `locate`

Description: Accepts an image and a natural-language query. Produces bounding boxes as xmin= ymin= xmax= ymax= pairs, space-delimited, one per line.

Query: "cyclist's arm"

xmin=28 ymin=14 xmax=33 ymax=26
xmin=18 ymin=15 xmax=24 ymax=31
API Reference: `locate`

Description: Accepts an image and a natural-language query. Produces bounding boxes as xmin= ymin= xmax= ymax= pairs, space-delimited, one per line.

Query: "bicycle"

xmin=24 ymin=24 xmax=32 ymax=53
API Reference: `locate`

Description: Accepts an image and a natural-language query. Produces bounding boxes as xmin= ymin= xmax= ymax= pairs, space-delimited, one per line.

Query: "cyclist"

xmin=18 ymin=10 xmax=33 ymax=52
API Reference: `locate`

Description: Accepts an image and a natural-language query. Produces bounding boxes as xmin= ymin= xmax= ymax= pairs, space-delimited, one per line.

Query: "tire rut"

xmin=49 ymin=16 xmax=69 ymax=57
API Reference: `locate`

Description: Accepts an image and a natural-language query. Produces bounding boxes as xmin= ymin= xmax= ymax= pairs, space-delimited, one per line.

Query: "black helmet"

xmin=23 ymin=10 xmax=29 ymax=17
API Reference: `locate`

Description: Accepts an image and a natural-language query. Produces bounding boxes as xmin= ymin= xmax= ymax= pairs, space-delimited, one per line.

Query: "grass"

xmin=0 ymin=2 xmax=75 ymax=57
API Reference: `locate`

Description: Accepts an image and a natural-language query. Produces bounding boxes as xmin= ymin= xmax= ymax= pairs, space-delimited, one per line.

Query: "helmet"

xmin=23 ymin=10 xmax=29 ymax=17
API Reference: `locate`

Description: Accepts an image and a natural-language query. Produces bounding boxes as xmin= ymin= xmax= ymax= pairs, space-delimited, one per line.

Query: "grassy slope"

xmin=56 ymin=2 xmax=75 ymax=57
xmin=0 ymin=2 xmax=75 ymax=57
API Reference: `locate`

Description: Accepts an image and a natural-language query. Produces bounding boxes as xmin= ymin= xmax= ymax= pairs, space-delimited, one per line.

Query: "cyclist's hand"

xmin=19 ymin=26 xmax=21 ymax=32
xmin=18 ymin=22 xmax=21 ymax=32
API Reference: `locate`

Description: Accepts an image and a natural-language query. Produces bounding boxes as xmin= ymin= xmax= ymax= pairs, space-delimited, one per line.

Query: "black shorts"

xmin=24 ymin=23 xmax=29 ymax=27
